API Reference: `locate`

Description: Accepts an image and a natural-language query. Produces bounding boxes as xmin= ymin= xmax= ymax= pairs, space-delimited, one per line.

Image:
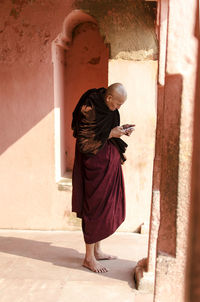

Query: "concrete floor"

xmin=0 ymin=231 xmax=153 ymax=302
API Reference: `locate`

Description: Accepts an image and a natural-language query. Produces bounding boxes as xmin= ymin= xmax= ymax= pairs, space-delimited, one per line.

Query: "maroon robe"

xmin=71 ymin=88 xmax=127 ymax=244
xmin=72 ymin=140 xmax=125 ymax=244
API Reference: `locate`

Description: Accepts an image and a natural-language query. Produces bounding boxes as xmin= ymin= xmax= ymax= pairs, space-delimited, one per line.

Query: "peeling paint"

xmin=74 ymin=0 xmax=158 ymax=60
xmin=88 ymin=56 xmax=100 ymax=64
xmin=9 ymin=0 xmax=36 ymax=19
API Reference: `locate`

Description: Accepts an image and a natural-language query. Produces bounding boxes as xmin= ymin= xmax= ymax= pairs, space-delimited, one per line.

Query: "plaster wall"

xmin=0 ymin=0 xmax=77 ymax=230
xmin=109 ymin=59 xmax=157 ymax=232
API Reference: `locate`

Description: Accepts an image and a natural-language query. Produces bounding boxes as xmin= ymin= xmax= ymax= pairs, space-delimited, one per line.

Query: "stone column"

xmin=134 ymin=0 xmax=168 ymax=292
xmin=153 ymin=0 xmax=198 ymax=301
xmin=135 ymin=1 xmax=199 ymax=300
xmin=52 ymin=43 xmax=66 ymax=182
xmin=185 ymin=5 xmax=200 ymax=302
xmin=147 ymin=0 xmax=169 ymax=274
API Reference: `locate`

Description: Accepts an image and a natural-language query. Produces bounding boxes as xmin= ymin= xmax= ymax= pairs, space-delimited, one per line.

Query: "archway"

xmin=52 ymin=10 xmax=109 ymax=180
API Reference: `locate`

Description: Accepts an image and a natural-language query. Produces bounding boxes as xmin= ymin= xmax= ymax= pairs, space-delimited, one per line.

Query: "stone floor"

xmin=0 ymin=231 xmax=153 ymax=302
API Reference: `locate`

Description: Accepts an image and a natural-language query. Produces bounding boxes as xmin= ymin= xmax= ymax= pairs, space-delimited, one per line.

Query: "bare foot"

xmin=94 ymin=251 xmax=117 ymax=260
xmin=83 ymin=258 xmax=108 ymax=273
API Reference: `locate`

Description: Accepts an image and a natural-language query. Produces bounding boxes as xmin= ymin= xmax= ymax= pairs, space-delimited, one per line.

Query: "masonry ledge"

xmin=57 ymin=171 xmax=72 ymax=191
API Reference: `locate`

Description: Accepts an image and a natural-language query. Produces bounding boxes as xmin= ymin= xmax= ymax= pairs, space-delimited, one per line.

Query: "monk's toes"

xmin=96 ymin=265 xmax=107 ymax=273
xmin=101 ymin=267 xmax=108 ymax=273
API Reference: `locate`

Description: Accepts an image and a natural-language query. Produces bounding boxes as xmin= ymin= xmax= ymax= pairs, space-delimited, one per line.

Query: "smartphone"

xmin=122 ymin=124 xmax=135 ymax=132
xmin=124 ymin=126 xmax=135 ymax=131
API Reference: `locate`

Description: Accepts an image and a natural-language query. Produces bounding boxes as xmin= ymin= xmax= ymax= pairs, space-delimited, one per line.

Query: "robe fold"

xmin=71 ymin=87 xmax=127 ymax=244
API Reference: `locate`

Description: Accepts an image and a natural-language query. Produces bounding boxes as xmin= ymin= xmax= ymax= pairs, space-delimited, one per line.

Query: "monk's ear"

xmin=106 ymin=94 xmax=112 ymax=103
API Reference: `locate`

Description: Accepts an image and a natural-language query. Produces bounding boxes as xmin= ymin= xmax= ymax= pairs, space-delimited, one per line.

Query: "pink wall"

xmin=0 ymin=0 xmax=75 ymax=229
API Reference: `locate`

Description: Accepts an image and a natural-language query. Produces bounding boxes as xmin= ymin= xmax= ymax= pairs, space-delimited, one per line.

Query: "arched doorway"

xmin=52 ymin=10 xmax=109 ymax=180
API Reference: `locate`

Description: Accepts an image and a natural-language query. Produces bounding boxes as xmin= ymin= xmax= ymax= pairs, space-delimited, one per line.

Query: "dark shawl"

xmin=71 ymin=87 xmax=127 ymax=162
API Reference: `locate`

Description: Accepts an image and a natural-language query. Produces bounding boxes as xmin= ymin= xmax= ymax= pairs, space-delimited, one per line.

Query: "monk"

xmin=71 ymin=83 xmax=134 ymax=273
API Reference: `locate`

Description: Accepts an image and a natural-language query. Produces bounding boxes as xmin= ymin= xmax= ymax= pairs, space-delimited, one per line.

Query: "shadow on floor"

xmin=0 ymin=236 xmax=137 ymax=288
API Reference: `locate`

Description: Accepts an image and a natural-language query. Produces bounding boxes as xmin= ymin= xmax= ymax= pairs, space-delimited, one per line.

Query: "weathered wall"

xmin=74 ymin=0 xmax=158 ymax=60
xmin=158 ymin=73 xmax=182 ymax=256
xmin=186 ymin=6 xmax=200 ymax=301
xmin=153 ymin=0 xmax=199 ymax=301
xmin=0 ymin=0 xmax=157 ymax=231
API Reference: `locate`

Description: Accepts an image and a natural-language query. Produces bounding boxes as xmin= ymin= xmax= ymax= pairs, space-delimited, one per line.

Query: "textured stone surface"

xmin=138 ymin=272 xmax=154 ymax=293
xmin=134 ymin=258 xmax=154 ymax=293
xmin=147 ymin=190 xmax=160 ymax=272
xmin=0 ymin=0 xmax=72 ymax=65
xmin=74 ymin=0 xmax=158 ymax=60
xmin=186 ymin=8 xmax=200 ymax=302
xmin=158 ymin=73 xmax=183 ymax=256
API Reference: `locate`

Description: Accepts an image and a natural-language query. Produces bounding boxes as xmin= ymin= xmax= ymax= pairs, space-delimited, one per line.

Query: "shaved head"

xmin=106 ymin=83 xmax=127 ymax=99
xmin=105 ymin=83 xmax=127 ymax=111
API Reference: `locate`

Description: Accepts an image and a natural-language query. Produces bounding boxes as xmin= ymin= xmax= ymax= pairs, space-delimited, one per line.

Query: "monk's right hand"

xmin=109 ymin=126 xmax=124 ymax=139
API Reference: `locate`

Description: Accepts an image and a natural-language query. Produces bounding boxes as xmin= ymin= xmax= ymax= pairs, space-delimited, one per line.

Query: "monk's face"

xmin=105 ymin=93 xmax=126 ymax=111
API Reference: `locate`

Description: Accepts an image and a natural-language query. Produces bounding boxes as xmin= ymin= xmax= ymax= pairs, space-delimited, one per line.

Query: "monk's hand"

xmin=122 ymin=124 xmax=135 ymax=136
xmin=109 ymin=126 xmax=125 ymax=138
